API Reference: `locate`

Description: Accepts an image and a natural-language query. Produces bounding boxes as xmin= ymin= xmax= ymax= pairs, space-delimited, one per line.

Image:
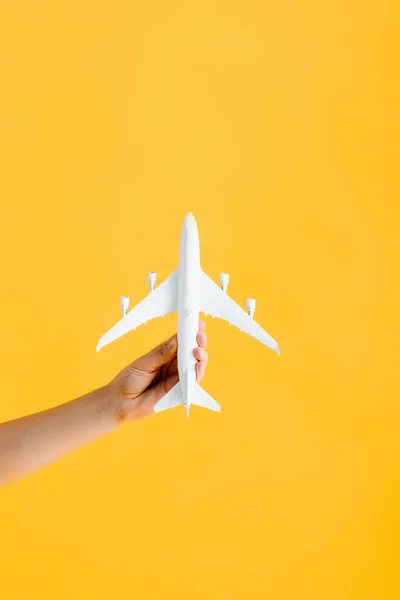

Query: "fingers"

xmin=196 ymin=321 xmax=208 ymax=381
xmin=194 ymin=346 xmax=208 ymax=382
xmin=197 ymin=321 xmax=207 ymax=349
xmin=194 ymin=346 xmax=208 ymax=362
xmin=134 ymin=334 xmax=177 ymax=372
xmin=132 ymin=321 xmax=206 ymax=377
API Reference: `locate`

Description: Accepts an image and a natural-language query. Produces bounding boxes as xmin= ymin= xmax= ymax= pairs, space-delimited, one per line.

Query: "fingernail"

xmin=168 ymin=336 xmax=177 ymax=351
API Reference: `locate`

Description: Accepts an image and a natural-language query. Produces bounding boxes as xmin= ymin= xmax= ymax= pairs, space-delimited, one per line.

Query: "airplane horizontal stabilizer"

xmin=192 ymin=383 xmax=221 ymax=412
xmin=154 ymin=381 xmax=182 ymax=413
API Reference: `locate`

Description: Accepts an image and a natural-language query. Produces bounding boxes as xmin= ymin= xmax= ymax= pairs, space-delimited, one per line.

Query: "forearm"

xmin=0 ymin=386 xmax=121 ymax=487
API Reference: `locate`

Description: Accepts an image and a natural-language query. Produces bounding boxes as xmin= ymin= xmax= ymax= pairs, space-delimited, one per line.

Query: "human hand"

xmin=106 ymin=321 xmax=208 ymax=422
xmin=0 ymin=324 xmax=209 ymax=486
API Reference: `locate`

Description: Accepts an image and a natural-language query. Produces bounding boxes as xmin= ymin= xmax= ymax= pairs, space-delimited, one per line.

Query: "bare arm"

xmin=0 ymin=324 xmax=208 ymax=487
xmin=0 ymin=387 xmax=119 ymax=487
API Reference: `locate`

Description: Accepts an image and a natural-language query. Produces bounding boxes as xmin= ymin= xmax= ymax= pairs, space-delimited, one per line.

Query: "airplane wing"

xmin=199 ymin=270 xmax=280 ymax=355
xmin=96 ymin=269 xmax=178 ymax=352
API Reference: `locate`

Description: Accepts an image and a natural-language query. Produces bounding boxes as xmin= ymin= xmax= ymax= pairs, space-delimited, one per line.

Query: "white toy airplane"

xmin=97 ymin=212 xmax=279 ymax=416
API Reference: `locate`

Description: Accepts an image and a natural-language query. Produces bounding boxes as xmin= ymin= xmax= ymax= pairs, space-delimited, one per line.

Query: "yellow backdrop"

xmin=0 ymin=1 xmax=399 ymax=599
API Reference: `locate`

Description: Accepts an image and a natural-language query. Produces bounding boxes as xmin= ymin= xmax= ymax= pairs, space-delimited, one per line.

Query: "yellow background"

xmin=0 ymin=1 xmax=399 ymax=598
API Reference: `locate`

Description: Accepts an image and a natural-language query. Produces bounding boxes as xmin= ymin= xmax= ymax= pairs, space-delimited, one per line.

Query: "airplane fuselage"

xmin=177 ymin=213 xmax=200 ymax=416
xmin=96 ymin=212 xmax=279 ymax=417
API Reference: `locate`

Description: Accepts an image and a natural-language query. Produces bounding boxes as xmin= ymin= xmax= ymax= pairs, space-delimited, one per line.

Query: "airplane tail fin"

xmin=153 ymin=382 xmax=220 ymax=414
xmin=192 ymin=383 xmax=221 ymax=412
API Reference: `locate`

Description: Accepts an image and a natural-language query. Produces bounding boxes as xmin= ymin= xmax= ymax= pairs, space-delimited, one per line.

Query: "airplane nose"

xmin=182 ymin=212 xmax=198 ymax=237
xmin=184 ymin=212 xmax=196 ymax=227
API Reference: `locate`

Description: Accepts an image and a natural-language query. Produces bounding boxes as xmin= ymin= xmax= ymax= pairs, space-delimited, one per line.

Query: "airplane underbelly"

xmin=177 ymin=214 xmax=200 ymax=398
xmin=177 ymin=265 xmax=199 ymax=394
xmin=177 ymin=307 xmax=198 ymax=381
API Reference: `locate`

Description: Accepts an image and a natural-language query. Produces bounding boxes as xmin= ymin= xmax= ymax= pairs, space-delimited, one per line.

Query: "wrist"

xmin=101 ymin=383 xmax=137 ymax=426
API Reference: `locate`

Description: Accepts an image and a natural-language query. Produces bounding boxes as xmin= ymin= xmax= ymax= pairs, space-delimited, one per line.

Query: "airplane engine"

xmin=120 ymin=296 xmax=130 ymax=317
xmin=148 ymin=271 xmax=157 ymax=292
xmin=220 ymin=272 xmax=229 ymax=292
xmin=246 ymin=298 xmax=256 ymax=318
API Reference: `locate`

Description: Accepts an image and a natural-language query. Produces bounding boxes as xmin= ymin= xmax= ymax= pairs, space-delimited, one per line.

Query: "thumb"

xmin=134 ymin=334 xmax=177 ymax=372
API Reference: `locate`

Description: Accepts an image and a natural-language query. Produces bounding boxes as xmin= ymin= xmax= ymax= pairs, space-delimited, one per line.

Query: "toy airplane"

xmin=97 ymin=212 xmax=279 ymax=416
